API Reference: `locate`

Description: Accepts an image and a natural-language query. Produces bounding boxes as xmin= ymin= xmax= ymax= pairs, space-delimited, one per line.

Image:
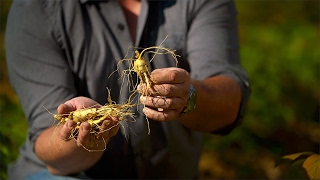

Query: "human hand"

xmin=138 ymin=67 xmax=190 ymax=121
xmin=57 ymin=96 xmax=120 ymax=148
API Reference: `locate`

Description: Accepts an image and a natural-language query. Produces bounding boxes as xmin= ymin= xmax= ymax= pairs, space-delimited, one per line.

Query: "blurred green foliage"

xmin=200 ymin=0 xmax=319 ymax=179
xmin=0 ymin=96 xmax=26 ymax=180
xmin=1 ymin=0 xmax=28 ymax=179
xmin=0 ymin=0 xmax=319 ymax=179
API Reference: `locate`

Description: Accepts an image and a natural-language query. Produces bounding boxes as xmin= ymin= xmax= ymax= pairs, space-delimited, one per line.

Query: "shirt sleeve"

xmin=5 ymin=0 xmax=77 ymax=145
xmin=186 ymin=0 xmax=251 ymax=135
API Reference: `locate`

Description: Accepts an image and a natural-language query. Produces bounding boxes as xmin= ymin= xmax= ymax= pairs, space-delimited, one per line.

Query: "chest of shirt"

xmin=55 ymin=0 xmax=189 ymax=103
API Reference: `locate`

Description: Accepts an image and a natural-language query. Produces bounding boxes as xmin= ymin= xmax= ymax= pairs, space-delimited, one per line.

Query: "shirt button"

xmin=117 ymin=23 xmax=125 ymax=30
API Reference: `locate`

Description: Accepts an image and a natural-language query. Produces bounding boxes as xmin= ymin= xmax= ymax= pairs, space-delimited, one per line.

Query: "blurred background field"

xmin=0 ymin=0 xmax=319 ymax=179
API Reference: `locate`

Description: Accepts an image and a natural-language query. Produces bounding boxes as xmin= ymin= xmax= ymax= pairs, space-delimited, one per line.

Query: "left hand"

xmin=138 ymin=67 xmax=190 ymax=121
xmin=57 ymin=97 xmax=120 ymax=148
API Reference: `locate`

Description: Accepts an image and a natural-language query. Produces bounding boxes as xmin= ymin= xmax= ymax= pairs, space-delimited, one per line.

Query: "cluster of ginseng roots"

xmin=48 ymin=89 xmax=135 ymax=152
xmin=48 ymin=36 xmax=179 ymax=152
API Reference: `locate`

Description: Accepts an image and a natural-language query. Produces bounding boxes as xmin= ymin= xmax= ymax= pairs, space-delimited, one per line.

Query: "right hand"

xmin=57 ymin=96 xmax=120 ymax=149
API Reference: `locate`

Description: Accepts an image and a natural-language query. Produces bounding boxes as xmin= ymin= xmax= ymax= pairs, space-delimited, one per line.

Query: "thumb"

xmin=57 ymin=103 xmax=74 ymax=114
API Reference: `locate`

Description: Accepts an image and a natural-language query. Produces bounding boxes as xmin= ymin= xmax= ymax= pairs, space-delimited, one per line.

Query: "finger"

xmin=138 ymin=83 xmax=190 ymax=98
xmin=151 ymin=68 xmax=190 ymax=84
xmin=96 ymin=120 xmax=111 ymax=139
xmin=108 ymin=118 xmax=120 ymax=137
xmin=57 ymin=103 xmax=74 ymax=114
xmin=96 ymin=118 xmax=120 ymax=139
xmin=60 ymin=120 xmax=76 ymax=141
xmin=77 ymin=122 xmax=91 ymax=147
xmin=140 ymin=96 xmax=186 ymax=110
xmin=64 ymin=97 xmax=102 ymax=111
xmin=99 ymin=120 xmax=112 ymax=133
xmin=143 ymin=106 xmax=179 ymax=122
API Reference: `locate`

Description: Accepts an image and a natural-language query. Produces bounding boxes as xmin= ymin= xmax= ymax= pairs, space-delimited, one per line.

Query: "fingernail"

xmin=137 ymin=85 xmax=141 ymax=92
xmin=67 ymin=121 xmax=73 ymax=129
xmin=140 ymin=96 xmax=146 ymax=103
xmin=104 ymin=120 xmax=111 ymax=126
xmin=143 ymin=107 xmax=148 ymax=115
xmin=82 ymin=125 xmax=89 ymax=132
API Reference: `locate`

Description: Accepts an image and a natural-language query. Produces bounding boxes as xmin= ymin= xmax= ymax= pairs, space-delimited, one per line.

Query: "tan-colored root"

xmin=107 ymin=36 xmax=180 ymax=135
xmin=103 ymin=36 xmax=181 ymax=137
xmin=46 ymin=89 xmax=136 ymax=152
xmin=108 ymin=46 xmax=137 ymax=96
xmin=109 ymin=35 xmax=180 ymax=96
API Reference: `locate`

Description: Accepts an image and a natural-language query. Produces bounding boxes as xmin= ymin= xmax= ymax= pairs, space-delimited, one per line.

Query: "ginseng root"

xmin=111 ymin=35 xmax=180 ymax=96
xmin=47 ymin=90 xmax=135 ymax=152
xmin=109 ymin=36 xmax=180 ymax=135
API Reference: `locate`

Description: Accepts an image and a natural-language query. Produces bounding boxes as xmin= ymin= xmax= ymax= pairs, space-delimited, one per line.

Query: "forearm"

xmin=34 ymin=125 xmax=104 ymax=175
xmin=178 ymin=75 xmax=242 ymax=132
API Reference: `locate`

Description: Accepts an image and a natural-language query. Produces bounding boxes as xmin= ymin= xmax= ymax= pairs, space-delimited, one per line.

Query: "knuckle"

xmin=169 ymin=68 xmax=189 ymax=83
xmin=182 ymin=97 xmax=188 ymax=105
xmin=183 ymin=85 xmax=190 ymax=97
xmin=164 ymin=98 xmax=172 ymax=108
xmin=168 ymin=70 xmax=178 ymax=82
xmin=157 ymin=112 xmax=169 ymax=122
xmin=154 ymin=85 xmax=171 ymax=96
xmin=183 ymin=69 xmax=190 ymax=78
xmin=61 ymin=136 xmax=71 ymax=141
xmin=77 ymin=137 xmax=84 ymax=147
xmin=162 ymin=85 xmax=172 ymax=96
